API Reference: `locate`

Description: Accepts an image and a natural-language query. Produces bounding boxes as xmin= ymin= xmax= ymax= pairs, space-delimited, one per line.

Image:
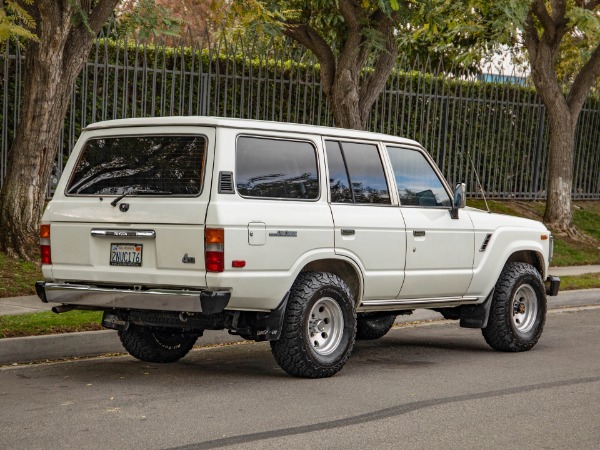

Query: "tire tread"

xmin=482 ymin=262 xmax=546 ymax=352
xmin=270 ymin=272 xmax=356 ymax=378
xmin=118 ymin=325 xmax=198 ymax=363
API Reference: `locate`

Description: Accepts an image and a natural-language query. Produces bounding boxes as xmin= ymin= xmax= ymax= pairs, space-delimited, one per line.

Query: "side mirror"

xmin=450 ymin=183 xmax=466 ymax=219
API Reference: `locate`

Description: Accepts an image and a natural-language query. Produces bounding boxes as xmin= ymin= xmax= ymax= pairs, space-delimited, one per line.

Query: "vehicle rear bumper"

xmin=35 ymin=281 xmax=230 ymax=313
xmin=545 ymin=276 xmax=560 ymax=296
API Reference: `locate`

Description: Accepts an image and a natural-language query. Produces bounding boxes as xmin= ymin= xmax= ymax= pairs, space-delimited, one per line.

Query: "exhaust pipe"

xmin=52 ymin=305 xmax=76 ymax=314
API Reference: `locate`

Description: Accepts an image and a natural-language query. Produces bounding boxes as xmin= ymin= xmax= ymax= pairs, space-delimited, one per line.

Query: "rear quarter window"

xmin=66 ymin=135 xmax=206 ymax=196
xmin=235 ymin=136 xmax=319 ymax=200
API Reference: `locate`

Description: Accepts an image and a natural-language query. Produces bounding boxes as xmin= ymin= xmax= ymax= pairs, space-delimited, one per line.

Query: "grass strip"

xmin=0 ymin=310 xmax=103 ymax=339
xmin=0 ymin=252 xmax=42 ymax=298
xmin=559 ymin=273 xmax=600 ymax=291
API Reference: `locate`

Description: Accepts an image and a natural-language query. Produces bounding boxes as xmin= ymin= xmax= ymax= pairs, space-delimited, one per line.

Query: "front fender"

xmin=467 ymin=227 xmax=549 ymax=297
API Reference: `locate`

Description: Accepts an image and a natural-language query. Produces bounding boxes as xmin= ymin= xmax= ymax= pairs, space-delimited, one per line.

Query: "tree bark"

xmin=284 ymin=3 xmax=398 ymax=131
xmin=523 ymin=0 xmax=598 ymax=232
xmin=543 ymin=107 xmax=576 ymax=230
xmin=0 ymin=0 xmax=118 ymax=260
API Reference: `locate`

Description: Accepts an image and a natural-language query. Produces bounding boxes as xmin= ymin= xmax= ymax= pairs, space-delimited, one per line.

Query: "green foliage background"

xmin=1 ymin=35 xmax=599 ymax=198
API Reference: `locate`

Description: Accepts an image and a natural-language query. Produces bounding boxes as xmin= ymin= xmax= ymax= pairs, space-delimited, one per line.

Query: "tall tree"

xmin=428 ymin=0 xmax=600 ymax=232
xmin=0 ymin=0 xmax=118 ymax=260
xmin=229 ymin=0 xmax=404 ymax=130
xmin=523 ymin=0 xmax=600 ymax=232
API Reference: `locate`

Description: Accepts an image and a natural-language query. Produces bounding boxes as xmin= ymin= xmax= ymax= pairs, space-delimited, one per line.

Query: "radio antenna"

xmin=467 ymin=150 xmax=491 ymax=213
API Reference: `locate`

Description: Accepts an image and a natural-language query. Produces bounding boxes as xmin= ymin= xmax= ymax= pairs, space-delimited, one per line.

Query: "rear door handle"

xmin=341 ymin=229 xmax=355 ymax=236
xmin=413 ymin=230 xmax=426 ymax=237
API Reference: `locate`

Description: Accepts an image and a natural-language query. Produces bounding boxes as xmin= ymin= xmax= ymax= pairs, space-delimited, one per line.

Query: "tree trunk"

xmin=0 ymin=0 xmax=118 ymax=260
xmin=543 ymin=108 xmax=576 ymax=230
xmin=0 ymin=30 xmax=74 ymax=260
xmin=330 ymin=66 xmax=364 ymax=130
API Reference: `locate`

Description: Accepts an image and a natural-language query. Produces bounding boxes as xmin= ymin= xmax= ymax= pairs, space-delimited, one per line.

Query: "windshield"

xmin=66 ymin=135 xmax=206 ymax=196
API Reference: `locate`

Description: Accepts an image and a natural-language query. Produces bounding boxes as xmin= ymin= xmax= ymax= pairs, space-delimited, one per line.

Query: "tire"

xmin=482 ymin=262 xmax=546 ymax=352
xmin=356 ymin=314 xmax=396 ymax=340
xmin=118 ymin=324 xmax=199 ymax=363
xmin=270 ymin=272 xmax=356 ymax=378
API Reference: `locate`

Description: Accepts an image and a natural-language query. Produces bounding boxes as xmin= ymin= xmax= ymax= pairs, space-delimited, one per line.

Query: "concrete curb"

xmin=0 ymin=310 xmax=440 ymax=365
xmin=1 ymin=289 xmax=599 ymax=366
xmin=0 ymin=329 xmax=244 ymax=366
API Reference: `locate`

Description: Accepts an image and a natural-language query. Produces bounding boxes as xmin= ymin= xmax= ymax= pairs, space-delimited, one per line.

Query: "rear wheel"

xmin=482 ymin=262 xmax=546 ymax=352
xmin=270 ymin=272 xmax=356 ymax=378
xmin=118 ymin=324 xmax=199 ymax=363
xmin=356 ymin=314 xmax=396 ymax=340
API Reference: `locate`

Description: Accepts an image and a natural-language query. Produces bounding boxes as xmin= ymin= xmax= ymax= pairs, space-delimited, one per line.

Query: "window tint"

xmin=325 ymin=141 xmax=352 ymax=203
xmin=67 ymin=135 xmax=206 ymax=196
xmin=386 ymin=146 xmax=451 ymax=207
xmin=325 ymin=140 xmax=390 ymax=205
xmin=236 ymin=137 xmax=319 ymax=199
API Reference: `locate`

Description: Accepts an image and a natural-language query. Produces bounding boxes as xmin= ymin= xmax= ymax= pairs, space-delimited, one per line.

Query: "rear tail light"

xmin=40 ymin=224 xmax=52 ymax=265
xmin=205 ymin=228 xmax=224 ymax=272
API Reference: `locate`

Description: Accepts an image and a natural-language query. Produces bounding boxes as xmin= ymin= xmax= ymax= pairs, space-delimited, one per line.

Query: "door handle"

xmin=341 ymin=229 xmax=355 ymax=236
xmin=413 ymin=230 xmax=426 ymax=237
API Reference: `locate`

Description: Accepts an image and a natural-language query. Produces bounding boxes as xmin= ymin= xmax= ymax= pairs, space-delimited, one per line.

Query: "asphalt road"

xmin=1 ymin=306 xmax=600 ymax=449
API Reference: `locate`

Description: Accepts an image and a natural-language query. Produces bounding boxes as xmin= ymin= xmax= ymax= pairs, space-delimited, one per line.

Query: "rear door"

xmin=46 ymin=126 xmax=214 ymax=288
xmin=325 ymin=139 xmax=406 ymax=301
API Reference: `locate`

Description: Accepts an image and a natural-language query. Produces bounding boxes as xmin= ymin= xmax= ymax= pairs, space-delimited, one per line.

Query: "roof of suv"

xmin=84 ymin=116 xmax=421 ymax=147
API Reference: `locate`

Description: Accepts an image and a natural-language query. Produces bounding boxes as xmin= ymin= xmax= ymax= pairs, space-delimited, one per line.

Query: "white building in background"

xmin=478 ymin=45 xmax=529 ymax=85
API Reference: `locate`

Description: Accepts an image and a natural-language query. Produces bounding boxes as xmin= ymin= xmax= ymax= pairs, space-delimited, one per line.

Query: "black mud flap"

xmin=254 ymin=293 xmax=289 ymax=342
xmin=545 ymin=276 xmax=560 ymax=296
xmin=460 ymin=290 xmax=494 ymax=329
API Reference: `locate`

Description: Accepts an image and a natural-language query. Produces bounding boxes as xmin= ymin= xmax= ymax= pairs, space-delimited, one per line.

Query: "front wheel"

xmin=270 ymin=272 xmax=356 ymax=378
xmin=482 ymin=262 xmax=546 ymax=352
xmin=118 ymin=325 xmax=199 ymax=363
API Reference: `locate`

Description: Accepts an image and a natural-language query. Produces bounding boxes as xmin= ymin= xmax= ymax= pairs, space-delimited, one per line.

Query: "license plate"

xmin=110 ymin=243 xmax=143 ymax=267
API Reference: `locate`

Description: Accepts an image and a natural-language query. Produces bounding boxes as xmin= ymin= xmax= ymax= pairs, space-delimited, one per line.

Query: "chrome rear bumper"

xmin=35 ymin=282 xmax=230 ymax=314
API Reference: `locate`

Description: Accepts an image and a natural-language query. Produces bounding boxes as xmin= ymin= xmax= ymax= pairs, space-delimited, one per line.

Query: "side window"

xmin=325 ymin=140 xmax=391 ymax=205
xmin=325 ymin=141 xmax=353 ymax=203
xmin=386 ymin=146 xmax=451 ymax=207
xmin=236 ymin=136 xmax=319 ymax=200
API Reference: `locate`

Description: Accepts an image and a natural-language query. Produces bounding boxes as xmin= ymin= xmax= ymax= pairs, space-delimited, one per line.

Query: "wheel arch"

xmin=301 ymin=258 xmax=363 ymax=306
xmin=506 ymin=250 xmax=545 ymax=279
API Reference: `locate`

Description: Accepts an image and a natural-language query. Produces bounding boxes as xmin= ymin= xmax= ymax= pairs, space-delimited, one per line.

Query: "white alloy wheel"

xmin=511 ymin=284 xmax=538 ymax=334
xmin=307 ymin=297 xmax=344 ymax=356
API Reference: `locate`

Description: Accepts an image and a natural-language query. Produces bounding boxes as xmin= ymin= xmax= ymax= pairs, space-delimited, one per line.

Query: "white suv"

xmin=36 ymin=117 xmax=560 ymax=378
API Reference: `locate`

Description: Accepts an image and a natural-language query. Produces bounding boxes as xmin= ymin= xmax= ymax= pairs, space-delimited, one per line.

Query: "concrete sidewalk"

xmin=1 ymin=266 xmax=599 ymax=366
xmin=1 ymin=265 xmax=599 ymax=317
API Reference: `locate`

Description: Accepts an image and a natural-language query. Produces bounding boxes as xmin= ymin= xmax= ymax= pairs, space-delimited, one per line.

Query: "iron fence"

xmin=1 ymin=30 xmax=599 ymax=199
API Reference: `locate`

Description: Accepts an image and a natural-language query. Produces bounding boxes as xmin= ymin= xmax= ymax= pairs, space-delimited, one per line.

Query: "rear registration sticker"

xmin=110 ymin=243 xmax=143 ymax=267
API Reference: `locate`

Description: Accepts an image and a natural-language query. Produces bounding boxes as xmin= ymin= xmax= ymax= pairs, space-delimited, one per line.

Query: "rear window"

xmin=66 ymin=135 xmax=206 ymax=196
xmin=236 ymin=136 xmax=319 ymax=200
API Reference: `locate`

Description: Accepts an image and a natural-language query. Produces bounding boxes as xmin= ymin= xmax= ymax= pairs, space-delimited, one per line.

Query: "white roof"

xmin=84 ymin=116 xmax=421 ymax=147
